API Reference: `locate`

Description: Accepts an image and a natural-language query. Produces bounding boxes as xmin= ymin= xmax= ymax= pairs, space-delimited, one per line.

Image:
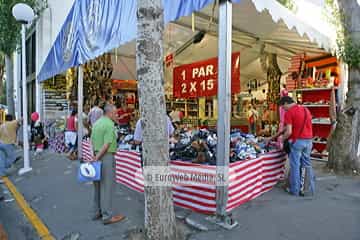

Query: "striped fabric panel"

xmin=226 ymin=153 xmax=286 ymax=212
xmin=82 ymin=141 xmax=285 ymax=214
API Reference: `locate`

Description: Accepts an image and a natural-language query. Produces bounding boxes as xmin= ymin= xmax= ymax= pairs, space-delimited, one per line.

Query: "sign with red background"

xmin=173 ymin=52 xmax=240 ymax=98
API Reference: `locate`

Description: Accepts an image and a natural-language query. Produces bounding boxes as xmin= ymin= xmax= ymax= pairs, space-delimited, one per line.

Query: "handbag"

xmin=77 ymin=161 xmax=102 ymax=182
xmin=283 ymin=107 xmax=308 ymax=154
xmin=283 ymin=139 xmax=291 ymax=154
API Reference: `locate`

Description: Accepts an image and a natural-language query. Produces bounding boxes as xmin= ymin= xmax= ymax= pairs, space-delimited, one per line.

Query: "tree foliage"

xmin=0 ymin=0 xmax=47 ymax=56
xmin=276 ymin=0 xmax=297 ymax=12
xmin=0 ymin=80 xmax=6 ymax=105
xmin=325 ymin=0 xmax=360 ymax=68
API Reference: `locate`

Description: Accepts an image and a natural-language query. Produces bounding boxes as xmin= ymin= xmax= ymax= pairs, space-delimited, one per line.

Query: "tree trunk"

xmin=136 ymin=0 xmax=180 ymax=240
xmin=0 ymin=56 xmax=4 ymax=98
xmin=5 ymin=54 xmax=14 ymax=115
xmin=328 ymin=0 xmax=360 ymax=173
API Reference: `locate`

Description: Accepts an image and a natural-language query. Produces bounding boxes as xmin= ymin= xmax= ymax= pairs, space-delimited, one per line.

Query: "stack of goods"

xmin=117 ymin=127 xmax=137 ymax=151
xmin=286 ymin=54 xmax=305 ymax=90
xmin=169 ymin=129 xmax=276 ymax=165
xmin=46 ymin=119 xmax=67 ymax=153
xmin=170 ymin=129 xmax=217 ymax=165
xmin=114 ymin=127 xmax=278 ymax=165
xmin=229 ymin=132 xmax=264 ymax=162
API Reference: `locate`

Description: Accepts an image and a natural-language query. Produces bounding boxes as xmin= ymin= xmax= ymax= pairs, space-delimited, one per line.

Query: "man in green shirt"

xmin=90 ymin=104 xmax=125 ymax=225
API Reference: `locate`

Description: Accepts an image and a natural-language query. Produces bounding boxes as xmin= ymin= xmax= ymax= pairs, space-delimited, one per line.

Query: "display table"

xmin=49 ymin=132 xmax=66 ymax=153
xmin=82 ymin=140 xmax=286 ymax=214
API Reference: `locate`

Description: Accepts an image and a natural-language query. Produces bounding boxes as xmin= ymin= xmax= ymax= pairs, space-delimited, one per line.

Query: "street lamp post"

xmin=12 ymin=3 xmax=35 ymax=175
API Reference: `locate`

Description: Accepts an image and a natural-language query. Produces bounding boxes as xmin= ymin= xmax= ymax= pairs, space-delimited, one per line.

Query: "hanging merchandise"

xmin=173 ymin=52 xmax=241 ymax=98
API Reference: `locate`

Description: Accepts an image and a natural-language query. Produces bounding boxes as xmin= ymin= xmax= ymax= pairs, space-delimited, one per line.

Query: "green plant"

xmin=276 ymin=0 xmax=297 ymax=12
xmin=0 ymin=81 xmax=6 ymax=105
xmin=324 ymin=0 xmax=360 ymax=68
xmin=0 ymin=0 xmax=47 ymax=56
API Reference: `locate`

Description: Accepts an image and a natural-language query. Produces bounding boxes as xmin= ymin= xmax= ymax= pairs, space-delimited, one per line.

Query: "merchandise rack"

xmin=287 ymin=54 xmax=340 ymax=162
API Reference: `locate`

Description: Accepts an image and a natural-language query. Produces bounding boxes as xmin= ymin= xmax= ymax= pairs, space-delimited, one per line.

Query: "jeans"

xmin=0 ymin=144 xmax=16 ymax=177
xmin=289 ymin=139 xmax=315 ymax=196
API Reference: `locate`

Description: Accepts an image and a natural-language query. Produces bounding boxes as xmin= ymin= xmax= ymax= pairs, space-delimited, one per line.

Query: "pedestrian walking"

xmin=0 ymin=115 xmax=20 ymax=178
xmin=65 ymin=109 xmax=78 ymax=160
xmin=90 ymin=104 xmax=125 ymax=225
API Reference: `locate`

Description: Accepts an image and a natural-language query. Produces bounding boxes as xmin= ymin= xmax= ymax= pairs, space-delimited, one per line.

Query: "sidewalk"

xmin=4 ymin=150 xmax=360 ymax=240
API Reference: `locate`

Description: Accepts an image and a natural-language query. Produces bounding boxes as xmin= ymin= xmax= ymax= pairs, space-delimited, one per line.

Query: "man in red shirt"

xmin=117 ymin=102 xmax=132 ymax=128
xmin=269 ymin=96 xmax=315 ymax=196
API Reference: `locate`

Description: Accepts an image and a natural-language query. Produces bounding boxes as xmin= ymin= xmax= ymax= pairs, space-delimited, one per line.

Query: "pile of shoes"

xmin=169 ymin=129 xmax=273 ymax=165
xmin=117 ymin=126 xmax=275 ymax=164
xmin=229 ymin=131 xmax=268 ymax=162
xmin=170 ymin=129 xmax=217 ymax=165
xmin=118 ymin=131 xmax=136 ymax=150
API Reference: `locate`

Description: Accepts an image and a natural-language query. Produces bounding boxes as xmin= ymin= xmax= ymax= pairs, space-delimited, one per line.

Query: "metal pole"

xmin=19 ymin=24 xmax=32 ymax=175
xmin=216 ymin=0 xmax=232 ymax=218
xmin=35 ymin=20 xmax=42 ymax=120
xmin=77 ymin=66 xmax=84 ymax=160
xmin=15 ymin=47 xmax=22 ymax=120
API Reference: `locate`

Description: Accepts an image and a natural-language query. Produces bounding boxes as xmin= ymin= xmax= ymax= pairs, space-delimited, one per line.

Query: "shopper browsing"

xmin=267 ymin=96 xmax=315 ymax=196
xmin=133 ymin=116 xmax=175 ymax=145
xmin=88 ymin=99 xmax=104 ymax=127
xmin=116 ymin=101 xmax=132 ymax=129
xmin=247 ymin=105 xmax=258 ymax=135
xmin=90 ymin=104 xmax=125 ymax=225
xmin=169 ymin=107 xmax=183 ymax=127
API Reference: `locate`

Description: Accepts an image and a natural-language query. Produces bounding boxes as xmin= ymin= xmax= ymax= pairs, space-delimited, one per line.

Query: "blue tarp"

xmin=38 ymin=0 xmax=240 ymax=82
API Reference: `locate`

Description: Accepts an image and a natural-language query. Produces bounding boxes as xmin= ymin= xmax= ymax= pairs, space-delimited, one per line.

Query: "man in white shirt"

xmin=133 ymin=116 xmax=174 ymax=145
xmin=88 ymin=100 xmax=104 ymax=126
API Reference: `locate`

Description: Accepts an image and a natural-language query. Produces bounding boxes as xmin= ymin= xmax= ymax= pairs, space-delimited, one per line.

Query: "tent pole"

xmin=77 ymin=66 xmax=84 ymax=160
xmin=215 ymin=0 xmax=236 ymax=229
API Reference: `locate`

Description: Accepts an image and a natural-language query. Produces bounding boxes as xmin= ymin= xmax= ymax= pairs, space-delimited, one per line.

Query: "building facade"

xmin=14 ymin=0 xmax=74 ymax=119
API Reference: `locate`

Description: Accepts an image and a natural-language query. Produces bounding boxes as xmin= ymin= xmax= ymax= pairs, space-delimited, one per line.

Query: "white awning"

xmin=111 ymin=0 xmax=336 ymax=88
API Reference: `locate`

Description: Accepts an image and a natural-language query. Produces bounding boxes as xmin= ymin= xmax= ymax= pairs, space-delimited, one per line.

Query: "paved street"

xmin=0 ymin=150 xmax=359 ymax=240
xmin=0 ymin=183 xmax=38 ymax=240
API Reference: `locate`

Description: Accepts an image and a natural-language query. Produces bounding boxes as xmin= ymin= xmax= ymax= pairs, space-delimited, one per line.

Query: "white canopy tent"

xmin=110 ymin=0 xmax=335 ymax=93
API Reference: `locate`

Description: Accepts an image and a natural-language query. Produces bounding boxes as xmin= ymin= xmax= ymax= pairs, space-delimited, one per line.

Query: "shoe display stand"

xmin=82 ymin=140 xmax=286 ymax=214
xmin=296 ymin=87 xmax=336 ymax=162
xmin=286 ymin=54 xmax=340 ymax=162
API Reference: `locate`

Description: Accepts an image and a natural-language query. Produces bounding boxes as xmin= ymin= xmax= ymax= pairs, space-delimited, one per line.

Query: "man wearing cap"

xmin=90 ymin=104 xmax=125 ymax=225
xmin=268 ymin=96 xmax=315 ymax=196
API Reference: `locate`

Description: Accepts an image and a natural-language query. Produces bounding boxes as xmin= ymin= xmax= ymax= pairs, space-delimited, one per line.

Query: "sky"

xmin=295 ymin=0 xmax=336 ymax=39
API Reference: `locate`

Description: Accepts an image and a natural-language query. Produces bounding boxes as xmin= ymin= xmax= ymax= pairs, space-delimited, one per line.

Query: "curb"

xmin=2 ymin=177 xmax=55 ymax=240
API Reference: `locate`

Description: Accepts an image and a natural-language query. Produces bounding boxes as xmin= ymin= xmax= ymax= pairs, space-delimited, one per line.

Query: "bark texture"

xmin=328 ymin=0 xmax=360 ymax=173
xmin=136 ymin=0 xmax=180 ymax=240
xmin=5 ymin=54 xmax=14 ymax=115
